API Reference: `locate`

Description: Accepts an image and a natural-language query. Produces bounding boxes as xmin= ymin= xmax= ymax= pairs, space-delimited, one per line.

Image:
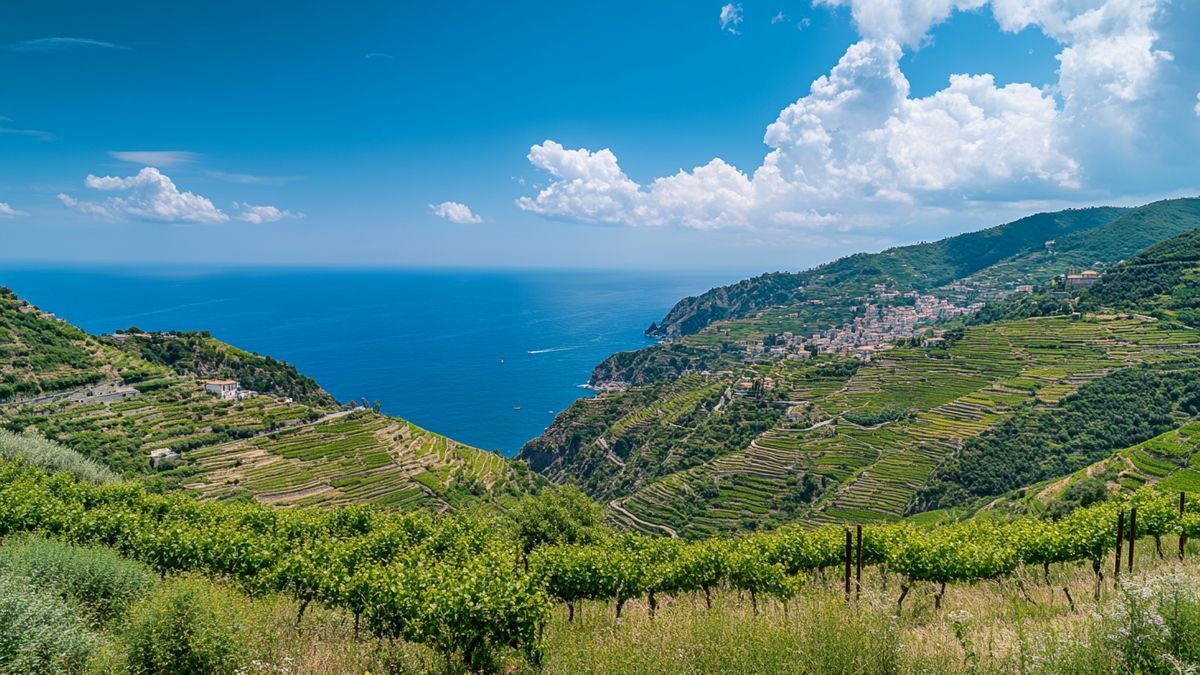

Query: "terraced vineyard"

xmin=0 ymin=290 xmax=538 ymax=512
xmin=186 ymin=410 xmax=519 ymax=510
xmin=3 ymin=377 xmax=315 ymax=472
xmin=607 ymin=315 xmax=1200 ymax=538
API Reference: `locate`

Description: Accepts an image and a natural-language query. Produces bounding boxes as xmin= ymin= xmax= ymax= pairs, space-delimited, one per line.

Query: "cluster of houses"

xmin=733 ymin=375 xmax=777 ymax=396
xmin=743 ymin=288 xmax=981 ymax=363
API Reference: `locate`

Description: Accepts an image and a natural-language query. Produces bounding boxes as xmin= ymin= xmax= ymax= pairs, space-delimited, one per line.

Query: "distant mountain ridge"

xmin=647 ymin=206 xmax=1129 ymax=340
xmin=592 ymin=199 xmax=1200 ymax=388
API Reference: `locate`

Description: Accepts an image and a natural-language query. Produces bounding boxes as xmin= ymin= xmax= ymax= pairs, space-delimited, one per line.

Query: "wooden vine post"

xmin=1181 ymin=492 xmax=1188 ymax=562
xmin=844 ymin=528 xmax=852 ymax=602
xmin=1127 ymin=506 xmax=1137 ymax=575
xmin=855 ymin=524 xmax=863 ymax=601
xmin=1114 ymin=509 xmax=1124 ymax=584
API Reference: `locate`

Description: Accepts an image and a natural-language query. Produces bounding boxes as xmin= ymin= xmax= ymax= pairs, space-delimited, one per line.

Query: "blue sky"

xmin=2 ymin=1 xmax=1198 ymax=271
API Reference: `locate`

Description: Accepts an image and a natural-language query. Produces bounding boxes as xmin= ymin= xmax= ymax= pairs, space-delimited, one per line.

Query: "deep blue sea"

xmin=0 ymin=266 xmax=736 ymax=455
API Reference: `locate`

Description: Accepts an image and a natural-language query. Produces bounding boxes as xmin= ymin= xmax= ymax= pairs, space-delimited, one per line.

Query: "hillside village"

xmin=732 ymin=265 xmax=1108 ymax=367
xmin=744 ymin=286 xmax=981 ymax=364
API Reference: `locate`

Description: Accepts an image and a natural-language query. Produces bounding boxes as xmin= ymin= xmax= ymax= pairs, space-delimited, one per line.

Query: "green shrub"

xmin=0 ymin=430 xmax=118 ymax=484
xmin=0 ymin=536 xmax=152 ymax=624
xmin=0 ymin=572 xmax=96 ymax=674
xmin=119 ymin=575 xmax=252 ymax=675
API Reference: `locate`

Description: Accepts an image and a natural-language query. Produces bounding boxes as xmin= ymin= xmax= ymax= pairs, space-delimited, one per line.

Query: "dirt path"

xmin=609 ymin=499 xmax=678 ymax=538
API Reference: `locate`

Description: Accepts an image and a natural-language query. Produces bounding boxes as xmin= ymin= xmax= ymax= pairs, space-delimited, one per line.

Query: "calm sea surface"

xmin=0 ymin=266 xmax=737 ymax=455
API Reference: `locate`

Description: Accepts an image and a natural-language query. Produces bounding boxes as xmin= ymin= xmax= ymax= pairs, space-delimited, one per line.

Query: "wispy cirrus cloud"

xmin=206 ymin=170 xmax=304 ymax=186
xmin=8 ymin=37 xmax=131 ymax=52
xmin=109 ymin=150 xmax=198 ymax=167
xmin=0 ymin=126 xmax=55 ymax=141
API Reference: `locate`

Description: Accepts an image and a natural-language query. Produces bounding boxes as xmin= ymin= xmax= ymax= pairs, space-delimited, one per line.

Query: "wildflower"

xmin=947 ymin=609 xmax=973 ymax=625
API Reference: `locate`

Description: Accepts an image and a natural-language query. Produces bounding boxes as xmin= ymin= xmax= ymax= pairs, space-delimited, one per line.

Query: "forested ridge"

xmin=103 ymin=330 xmax=338 ymax=408
xmin=649 ymin=206 xmax=1127 ymax=339
xmin=920 ymin=358 xmax=1200 ymax=510
xmin=1081 ymin=226 xmax=1200 ymax=326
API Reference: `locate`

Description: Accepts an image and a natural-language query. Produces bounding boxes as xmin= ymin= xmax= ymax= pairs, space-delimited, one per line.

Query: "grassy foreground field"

xmin=538 ymin=545 xmax=1200 ymax=674
xmin=4 ymin=433 xmax=1200 ymax=674
xmin=6 ymin=533 xmax=1198 ymax=674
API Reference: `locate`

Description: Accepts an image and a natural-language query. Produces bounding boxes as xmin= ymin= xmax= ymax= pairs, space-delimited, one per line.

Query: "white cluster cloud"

xmin=0 ymin=202 xmax=27 ymax=217
xmin=236 ymin=203 xmax=301 ymax=224
xmin=813 ymin=0 xmax=987 ymax=48
xmin=519 ymin=0 xmax=1177 ymax=231
xmin=59 ymin=167 xmax=228 ymax=223
xmin=58 ymin=167 xmax=296 ymax=225
xmin=430 ymin=200 xmax=483 ymax=224
xmin=1195 ymin=92 xmax=1200 ymax=117
xmin=761 ymin=40 xmax=1076 ymax=200
xmin=719 ymin=4 xmax=744 ymax=34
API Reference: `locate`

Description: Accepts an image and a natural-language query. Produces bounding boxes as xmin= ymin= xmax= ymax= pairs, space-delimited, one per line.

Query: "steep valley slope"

xmin=520 ymin=198 xmax=1200 ymax=537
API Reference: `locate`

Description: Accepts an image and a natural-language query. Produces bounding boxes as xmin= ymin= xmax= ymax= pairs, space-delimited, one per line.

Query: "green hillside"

xmin=103 ymin=330 xmax=338 ymax=408
xmin=0 ymin=288 xmax=539 ymax=512
xmin=1081 ymin=224 xmax=1200 ymax=325
xmin=525 ymin=199 xmax=1200 ymax=537
xmin=920 ymin=356 xmax=1200 ymax=511
xmin=600 ymin=199 xmax=1200 ymax=388
xmin=524 ymin=314 xmax=1200 ymax=537
xmin=985 ymin=419 xmax=1200 ymax=519
xmin=0 ymin=287 xmax=123 ymax=402
xmin=648 ymin=206 xmax=1128 ymax=340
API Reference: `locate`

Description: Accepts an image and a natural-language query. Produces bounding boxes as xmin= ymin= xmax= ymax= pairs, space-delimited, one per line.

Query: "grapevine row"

xmin=0 ymin=459 xmax=1196 ymax=670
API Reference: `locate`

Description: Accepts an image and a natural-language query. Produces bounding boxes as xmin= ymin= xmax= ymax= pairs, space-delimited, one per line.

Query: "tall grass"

xmin=536 ymin=538 xmax=1200 ymax=675
xmin=0 ymin=429 xmax=118 ymax=484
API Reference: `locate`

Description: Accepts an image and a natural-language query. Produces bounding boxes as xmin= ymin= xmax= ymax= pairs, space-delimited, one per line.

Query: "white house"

xmin=203 ymin=379 xmax=239 ymax=400
xmin=149 ymin=448 xmax=180 ymax=469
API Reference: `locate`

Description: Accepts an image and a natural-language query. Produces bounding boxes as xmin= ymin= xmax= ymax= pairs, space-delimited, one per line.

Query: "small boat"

xmin=514 ymin=405 xmax=521 ymax=411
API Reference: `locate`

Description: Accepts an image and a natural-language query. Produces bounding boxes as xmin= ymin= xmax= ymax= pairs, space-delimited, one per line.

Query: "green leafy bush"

xmin=0 ymin=572 xmax=96 ymax=674
xmin=119 ymin=575 xmax=252 ymax=675
xmin=0 ymin=430 xmax=118 ymax=484
xmin=0 ymin=536 xmax=152 ymax=624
